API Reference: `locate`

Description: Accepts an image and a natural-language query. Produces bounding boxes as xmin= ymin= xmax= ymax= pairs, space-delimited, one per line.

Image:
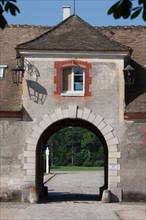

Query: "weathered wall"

xmin=23 ymin=58 xmax=124 ymax=123
xmin=119 ymin=122 xmax=146 ymax=201
xmin=0 ymin=119 xmax=24 ymax=201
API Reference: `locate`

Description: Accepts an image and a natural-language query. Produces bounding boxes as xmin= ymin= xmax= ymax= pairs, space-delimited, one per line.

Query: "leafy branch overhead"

xmin=0 ymin=0 xmax=20 ymax=29
xmin=108 ymin=0 xmax=146 ymax=21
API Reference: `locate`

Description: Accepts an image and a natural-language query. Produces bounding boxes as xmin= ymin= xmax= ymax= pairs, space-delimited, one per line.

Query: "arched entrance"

xmin=36 ymin=118 xmax=108 ymax=199
xmin=24 ymin=105 xmax=121 ymax=201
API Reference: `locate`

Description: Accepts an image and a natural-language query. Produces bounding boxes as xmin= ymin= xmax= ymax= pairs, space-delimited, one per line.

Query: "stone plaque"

xmin=109 ymin=164 xmax=118 ymax=170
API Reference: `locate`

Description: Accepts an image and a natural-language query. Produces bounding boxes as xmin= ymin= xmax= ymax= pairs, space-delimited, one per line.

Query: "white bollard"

xmin=46 ymin=147 xmax=50 ymax=174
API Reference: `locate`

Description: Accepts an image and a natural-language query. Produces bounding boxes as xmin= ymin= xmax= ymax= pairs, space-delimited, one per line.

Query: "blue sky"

xmin=4 ymin=0 xmax=146 ymax=27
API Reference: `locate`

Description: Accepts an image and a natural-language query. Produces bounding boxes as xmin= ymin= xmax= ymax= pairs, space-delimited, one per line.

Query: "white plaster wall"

xmin=22 ymin=56 xmax=124 ymax=125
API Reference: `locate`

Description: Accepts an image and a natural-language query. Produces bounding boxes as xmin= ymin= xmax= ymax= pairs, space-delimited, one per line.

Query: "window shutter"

xmin=63 ymin=68 xmax=71 ymax=91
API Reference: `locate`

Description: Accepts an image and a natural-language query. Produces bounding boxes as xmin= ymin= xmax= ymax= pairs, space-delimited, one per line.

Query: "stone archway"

xmin=24 ymin=105 xmax=121 ymax=201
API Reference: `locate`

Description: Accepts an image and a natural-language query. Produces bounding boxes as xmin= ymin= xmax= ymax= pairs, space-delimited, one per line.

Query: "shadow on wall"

xmin=125 ymin=59 xmax=146 ymax=109
xmin=22 ymin=106 xmax=33 ymax=121
xmin=26 ymin=80 xmax=47 ymax=105
xmin=26 ymin=60 xmax=40 ymax=81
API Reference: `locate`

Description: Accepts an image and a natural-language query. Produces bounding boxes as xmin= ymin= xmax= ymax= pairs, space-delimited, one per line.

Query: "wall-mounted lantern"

xmin=123 ymin=64 xmax=135 ymax=87
xmin=0 ymin=65 xmax=8 ymax=80
xmin=11 ymin=55 xmax=25 ymax=85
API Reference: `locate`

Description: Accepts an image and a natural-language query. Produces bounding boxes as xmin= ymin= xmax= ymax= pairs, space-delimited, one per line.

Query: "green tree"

xmin=80 ymin=129 xmax=104 ymax=166
xmin=45 ymin=127 xmax=104 ymax=168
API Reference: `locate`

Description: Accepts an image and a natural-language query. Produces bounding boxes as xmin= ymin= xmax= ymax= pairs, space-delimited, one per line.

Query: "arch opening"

xmin=24 ymin=106 xmax=121 ymax=202
xmin=36 ymin=118 xmax=108 ymax=201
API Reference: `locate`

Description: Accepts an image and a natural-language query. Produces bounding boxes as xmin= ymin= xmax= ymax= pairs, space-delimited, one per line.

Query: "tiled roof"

xmin=17 ymin=15 xmax=130 ymax=52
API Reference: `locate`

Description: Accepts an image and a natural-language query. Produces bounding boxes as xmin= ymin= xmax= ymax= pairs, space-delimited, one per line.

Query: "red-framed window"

xmin=54 ymin=60 xmax=92 ymax=97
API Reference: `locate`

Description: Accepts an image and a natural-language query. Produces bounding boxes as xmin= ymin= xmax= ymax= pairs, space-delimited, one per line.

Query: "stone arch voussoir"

xmin=24 ymin=105 xmax=121 ymax=196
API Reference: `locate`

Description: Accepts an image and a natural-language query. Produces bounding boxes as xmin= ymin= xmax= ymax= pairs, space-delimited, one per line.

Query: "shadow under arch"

xmin=36 ymin=118 xmax=108 ymax=201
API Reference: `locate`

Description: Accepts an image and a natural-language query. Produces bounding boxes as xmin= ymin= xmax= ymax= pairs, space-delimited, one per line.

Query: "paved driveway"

xmin=1 ymin=171 xmax=145 ymax=220
xmin=45 ymin=171 xmax=104 ymax=202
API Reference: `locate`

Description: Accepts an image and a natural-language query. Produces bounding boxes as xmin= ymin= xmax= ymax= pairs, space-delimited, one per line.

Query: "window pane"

xmin=73 ymin=67 xmax=83 ymax=75
xmin=73 ymin=67 xmax=84 ymax=91
xmin=74 ymin=76 xmax=83 ymax=83
xmin=63 ymin=68 xmax=71 ymax=91
xmin=74 ymin=83 xmax=83 ymax=91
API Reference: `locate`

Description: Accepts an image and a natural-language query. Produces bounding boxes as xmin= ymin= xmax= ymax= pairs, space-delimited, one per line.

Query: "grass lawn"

xmin=50 ymin=166 xmax=104 ymax=171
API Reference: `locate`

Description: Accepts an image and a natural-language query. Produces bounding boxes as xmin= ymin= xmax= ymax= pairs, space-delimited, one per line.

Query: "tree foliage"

xmin=45 ymin=127 xmax=104 ymax=168
xmin=0 ymin=0 xmax=20 ymax=29
xmin=108 ymin=0 xmax=146 ymax=21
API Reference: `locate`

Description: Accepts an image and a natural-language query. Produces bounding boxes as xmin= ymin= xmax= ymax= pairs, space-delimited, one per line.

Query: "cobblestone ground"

xmin=1 ymin=171 xmax=146 ymax=220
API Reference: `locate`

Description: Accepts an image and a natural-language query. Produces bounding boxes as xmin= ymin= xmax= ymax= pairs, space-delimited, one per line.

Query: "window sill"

xmin=61 ymin=92 xmax=84 ymax=97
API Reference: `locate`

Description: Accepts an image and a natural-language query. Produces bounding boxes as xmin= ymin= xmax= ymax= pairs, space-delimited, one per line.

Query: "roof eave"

xmin=18 ymin=49 xmax=129 ymax=58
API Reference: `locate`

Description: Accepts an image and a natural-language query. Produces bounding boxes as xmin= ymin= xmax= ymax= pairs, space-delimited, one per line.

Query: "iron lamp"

xmin=11 ymin=55 xmax=25 ymax=85
xmin=124 ymin=64 xmax=135 ymax=87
